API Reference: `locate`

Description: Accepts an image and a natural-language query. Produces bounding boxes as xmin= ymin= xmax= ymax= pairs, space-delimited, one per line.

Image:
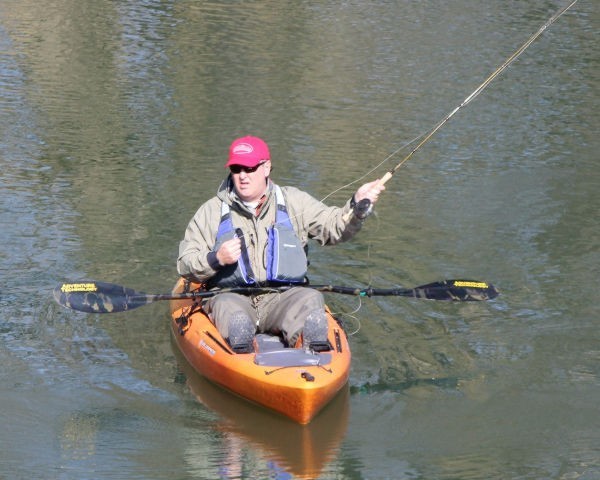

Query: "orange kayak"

xmin=169 ymin=278 xmax=351 ymax=424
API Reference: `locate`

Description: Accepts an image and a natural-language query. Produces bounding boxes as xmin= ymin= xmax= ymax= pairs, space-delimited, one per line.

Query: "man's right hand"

xmin=216 ymin=237 xmax=242 ymax=266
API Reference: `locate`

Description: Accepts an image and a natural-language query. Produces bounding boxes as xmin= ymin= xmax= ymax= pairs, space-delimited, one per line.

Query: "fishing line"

xmin=235 ymin=1 xmax=577 ymax=297
xmin=312 ymin=0 xmax=578 ymax=307
xmin=328 ymin=297 xmax=364 ymax=336
xmin=319 ymin=132 xmax=424 ymax=203
xmin=322 ymin=0 xmax=578 ymax=198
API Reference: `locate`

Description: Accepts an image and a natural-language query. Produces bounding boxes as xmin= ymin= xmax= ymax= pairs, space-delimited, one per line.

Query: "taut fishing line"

xmin=321 ymin=0 xmax=578 ymax=202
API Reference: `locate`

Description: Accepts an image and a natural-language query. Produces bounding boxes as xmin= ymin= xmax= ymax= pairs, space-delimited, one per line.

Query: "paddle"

xmin=53 ymin=279 xmax=498 ymax=314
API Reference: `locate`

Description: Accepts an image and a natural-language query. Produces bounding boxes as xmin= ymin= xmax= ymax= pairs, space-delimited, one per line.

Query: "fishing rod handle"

xmin=380 ymin=171 xmax=393 ymax=185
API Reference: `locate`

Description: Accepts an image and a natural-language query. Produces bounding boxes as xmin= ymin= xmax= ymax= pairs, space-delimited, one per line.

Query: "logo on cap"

xmin=233 ymin=143 xmax=254 ymax=155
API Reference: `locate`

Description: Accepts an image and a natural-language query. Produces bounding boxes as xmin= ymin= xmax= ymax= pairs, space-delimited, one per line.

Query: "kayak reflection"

xmin=173 ymin=342 xmax=350 ymax=479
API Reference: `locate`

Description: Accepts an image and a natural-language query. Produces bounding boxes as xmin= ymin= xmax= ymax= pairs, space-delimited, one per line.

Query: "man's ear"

xmin=263 ymin=160 xmax=272 ymax=177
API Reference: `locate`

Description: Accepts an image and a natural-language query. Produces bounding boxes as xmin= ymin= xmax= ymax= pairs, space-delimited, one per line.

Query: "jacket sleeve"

xmin=177 ymin=197 xmax=223 ymax=282
xmin=285 ymin=187 xmax=364 ymax=246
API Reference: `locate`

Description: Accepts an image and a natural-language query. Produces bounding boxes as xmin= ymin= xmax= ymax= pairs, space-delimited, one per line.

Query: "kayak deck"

xmin=169 ymin=278 xmax=351 ymax=424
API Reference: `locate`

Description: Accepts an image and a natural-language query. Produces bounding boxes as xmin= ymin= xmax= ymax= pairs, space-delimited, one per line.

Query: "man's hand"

xmin=216 ymin=237 xmax=242 ymax=266
xmin=355 ymin=179 xmax=385 ymax=205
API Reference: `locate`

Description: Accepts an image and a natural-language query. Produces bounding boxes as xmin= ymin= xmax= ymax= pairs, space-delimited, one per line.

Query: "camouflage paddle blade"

xmin=415 ymin=279 xmax=499 ymax=301
xmin=53 ymin=281 xmax=153 ymax=313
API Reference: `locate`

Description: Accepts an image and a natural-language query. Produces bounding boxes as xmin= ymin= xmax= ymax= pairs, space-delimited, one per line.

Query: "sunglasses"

xmin=229 ymin=162 xmax=266 ymax=174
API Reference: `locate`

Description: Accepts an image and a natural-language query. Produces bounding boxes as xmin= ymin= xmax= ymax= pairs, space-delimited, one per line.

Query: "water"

xmin=1 ymin=1 xmax=598 ymax=478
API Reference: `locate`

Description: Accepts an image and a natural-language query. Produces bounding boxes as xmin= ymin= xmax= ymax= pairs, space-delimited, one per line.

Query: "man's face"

xmin=230 ymin=160 xmax=271 ymax=202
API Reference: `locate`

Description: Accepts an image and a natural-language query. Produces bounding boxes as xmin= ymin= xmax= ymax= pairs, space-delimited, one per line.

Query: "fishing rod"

xmin=372 ymin=0 xmax=578 ymax=188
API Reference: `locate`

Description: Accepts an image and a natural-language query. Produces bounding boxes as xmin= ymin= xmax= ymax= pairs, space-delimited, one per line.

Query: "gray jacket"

xmin=177 ymin=176 xmax=364 ymax=283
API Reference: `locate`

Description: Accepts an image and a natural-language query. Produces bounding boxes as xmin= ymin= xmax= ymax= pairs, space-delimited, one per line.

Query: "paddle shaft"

xmin=54 ymin=279 xmax=498 ymax=314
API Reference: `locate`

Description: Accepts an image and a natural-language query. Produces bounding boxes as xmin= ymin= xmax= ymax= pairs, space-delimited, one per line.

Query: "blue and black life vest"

xmin=208 ymin=185 xmax=308 ymax=288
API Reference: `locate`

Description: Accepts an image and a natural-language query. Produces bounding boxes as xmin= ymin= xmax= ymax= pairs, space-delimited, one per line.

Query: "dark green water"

xmin=1 ymin=1 xmax=598 ymax=478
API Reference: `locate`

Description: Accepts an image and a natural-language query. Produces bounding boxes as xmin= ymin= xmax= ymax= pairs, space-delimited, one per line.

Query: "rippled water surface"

xmin=1 ymin=1 xmax=598 ymax=478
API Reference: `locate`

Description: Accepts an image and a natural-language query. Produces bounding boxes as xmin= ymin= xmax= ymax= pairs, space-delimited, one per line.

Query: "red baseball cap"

xmin=226 ymin=136 xmax=270 ymax=168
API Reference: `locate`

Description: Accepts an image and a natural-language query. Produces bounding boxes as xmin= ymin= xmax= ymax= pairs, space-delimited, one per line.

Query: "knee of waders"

xmin=227 ymin=312 xmax=256 ymax=354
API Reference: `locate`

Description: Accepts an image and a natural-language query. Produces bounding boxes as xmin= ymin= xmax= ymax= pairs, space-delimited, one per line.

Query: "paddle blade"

xmin=414 ymin=279 xmax=499 ymax=301
xmin=53 ymin=281 xmax=152 ymax=313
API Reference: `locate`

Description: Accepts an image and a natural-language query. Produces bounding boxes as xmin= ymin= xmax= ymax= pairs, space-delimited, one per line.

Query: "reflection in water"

xmin=60 ymin=412 xmax=99 ymax=461
xmin=173 ymin=341 xmax=349 ymax=479
xmin=1 ymin=0 xmax=598 ymax=478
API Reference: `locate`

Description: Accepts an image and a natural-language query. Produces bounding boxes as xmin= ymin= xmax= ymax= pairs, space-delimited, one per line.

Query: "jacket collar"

xmin=217 ymin=176 xmax=275 ymax=217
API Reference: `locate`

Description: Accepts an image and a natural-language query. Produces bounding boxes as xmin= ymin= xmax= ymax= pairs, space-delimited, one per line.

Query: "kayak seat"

xmin=254 ymin=333 xmax=287 ymax=352
xmin=254 ymin=333 xmax=333 ymax=366
xmin=254 ymin=349 xmax=332 ymax=367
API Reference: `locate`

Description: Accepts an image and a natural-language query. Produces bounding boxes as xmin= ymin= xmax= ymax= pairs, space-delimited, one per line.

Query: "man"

xmin=177 ymin=136 xmax=384 ymax=352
